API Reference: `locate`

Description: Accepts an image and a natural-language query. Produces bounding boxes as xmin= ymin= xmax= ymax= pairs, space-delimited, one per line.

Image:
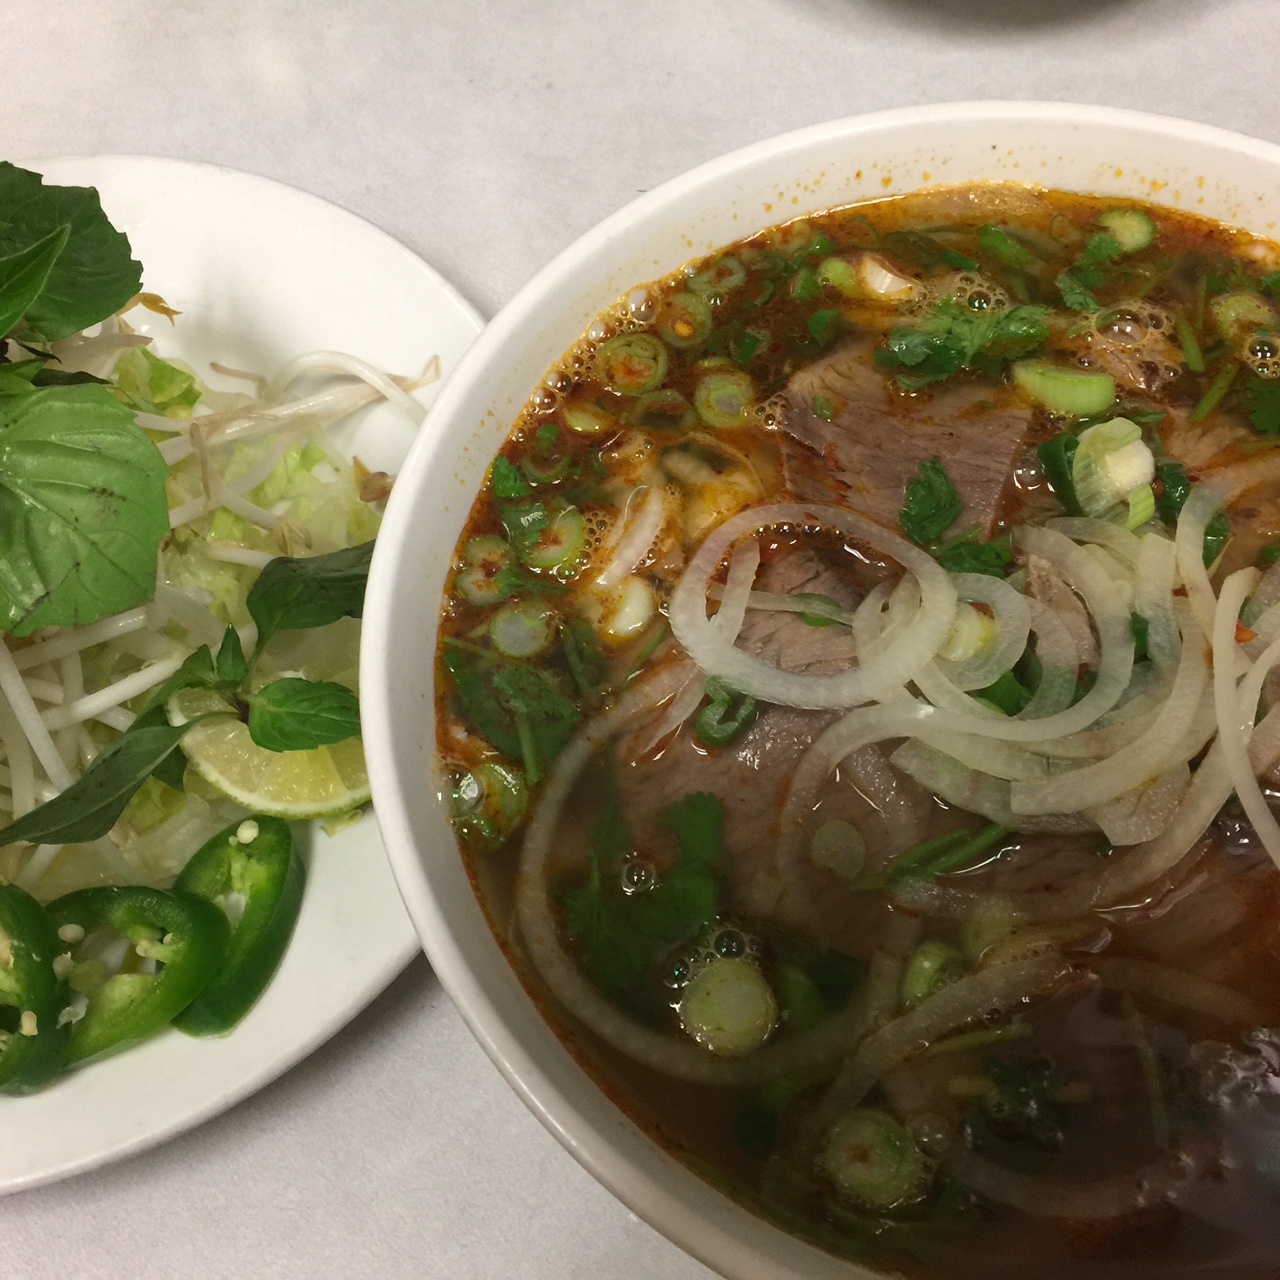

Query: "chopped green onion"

xmin=489 ymin=599 xmax=555 ymax=658
xmin=1096 ymin=207 xmax=1157 ymax=253
xmin=901 ymin=941 xmax=966 ymax=1010
xmin=1071 ymin=417 xmax=1154 ymax=517
xmin=792 ymin=266 xmax=821 ymax=303
xmin=1037 ymin=433 xmax=1082 ymax=515
xmin=688 ymin=255 xmax=746 ymax=298
xmin=561 ymin=401 xmax=614 ymax=435
xmin=693 ymin=370 xmax=756 ymax=429
xmin=1125 ymin=482 xmax=1155 ymax=530
xmin=627 ymin=388 xmax=695 ymax=430
xmin=450 ymin=762 xmax=527 ymax=849
xmin=595 ymin=333 xmax=669 ymax=395
xmin=679 ymin=957 xmax=777 ymax=1057
xmin=656 ymin=292 xmax=713 ymax=349
xmin=819 ymin=1110 xmax=931 ymax=1210
xmin=1012 ymin=360 xmax=1115 ymax=418
xmin=816 ymin=256 xmax=860 ymax=299
xmin=695 ymin=677 xmax=758 ymax=747
xmin=811 ymin=393 xmax=835 ymax=422
xmin=455 ymin=535 xmax=514 ymax=606
xmin=519 ymin=505 xmax=586 ymax=571
xmin=807 ymin=308 xmax=841 ymax=346
xmin=1210 ymin=291 xmax=1275 ymax=340
xmin=730 ymin=327 xmax=768 ymax=365
xmin=520 ymin=453 xmax=574 ymax=485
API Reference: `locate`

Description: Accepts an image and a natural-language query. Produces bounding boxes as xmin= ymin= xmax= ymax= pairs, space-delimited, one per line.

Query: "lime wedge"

xmin=167 ymin=686 xmax=370 ymax=819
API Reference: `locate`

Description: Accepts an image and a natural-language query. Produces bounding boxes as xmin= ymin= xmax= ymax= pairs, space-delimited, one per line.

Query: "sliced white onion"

xmin=669 ymin=503 xmax=957 ymax=710
xmin=596 ymin=484 xmax=667 ymax=590
xmin=852 ymin=956 xmax=1076 ymax=1082
xmin=1213 ymin=566 xmax=1280 ymax=869
xmin=956 ymin=1142 xmax=1202 ymax=1222
xmin=1009 ymin=599 xmax=1208 ymax=815
xmin=1175 ymin=483 xmax=1228 ymax=645
xmin=1091 ymin=956 xmax=1268 ymax=1026
xmin=934 ymin=573 xmax=1031 ymax=692
xmin=1086 ymin=763 xmax=1190 ymax=845
xmin=1045 ymin=516 xmax=1143 ymax=566
xmin=1133 ymin=531 xmax=1181 ymax=680
xmin=890 ymin=740 xmax=1095 ymax=834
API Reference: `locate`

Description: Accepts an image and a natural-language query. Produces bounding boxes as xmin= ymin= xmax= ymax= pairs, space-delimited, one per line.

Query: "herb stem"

xmin=1192 ymin=362 xmax=1238 ymax=421
xmin=1175 ymin=315 xmax=1205 ymax=373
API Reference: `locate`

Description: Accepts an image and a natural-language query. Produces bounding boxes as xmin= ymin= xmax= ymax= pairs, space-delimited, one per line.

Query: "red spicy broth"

xmin=436 ymin=184 xmax=1280 ymax=1277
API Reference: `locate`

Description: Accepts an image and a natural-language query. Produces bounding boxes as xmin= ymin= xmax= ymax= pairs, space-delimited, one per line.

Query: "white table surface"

xmin=6 ymin=2 xmax=1280 ymax=1276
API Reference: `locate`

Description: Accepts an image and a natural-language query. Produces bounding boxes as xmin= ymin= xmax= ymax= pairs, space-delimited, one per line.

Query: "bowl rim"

xmin=363 ymin=99 xmax=1280 ymax=1278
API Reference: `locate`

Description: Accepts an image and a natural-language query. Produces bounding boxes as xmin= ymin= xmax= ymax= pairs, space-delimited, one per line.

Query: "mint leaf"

xmin=901 ymin=456 xmax=964 ymax=544
xmin=0 ymin=383 xmax=168 ymax=635
xmin=0 ymin=224 xmax=69 ymax=337
xmin=246 ymin=678 xmax=361 ymax=752
xmin=0 ymin=721 xmax=196 ymax=846
xmin=0 ymin=163 xmax=142 ymax=341
xmin=245 ymin=541 xmax=373 ymax=651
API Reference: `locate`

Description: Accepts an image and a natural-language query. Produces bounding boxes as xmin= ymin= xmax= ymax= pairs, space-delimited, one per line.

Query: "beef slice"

xmin=617 ymin=553 xmax=893 ymax=953
xmin=779 ymin=336 xmax=1033 ymax=537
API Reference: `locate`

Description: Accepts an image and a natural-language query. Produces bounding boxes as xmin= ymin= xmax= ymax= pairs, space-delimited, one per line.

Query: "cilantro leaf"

xmin=490 ymin=454 xmax=533 ymax=500
xmin=900 ymin=457 xmax=964 ymax=544
xmin=1056 ymin=231 xmax=1125 ymax=312
xmin=0 ymin=162 xmax=142 ymax=341
xmin=441 ymin=644 xmax=580 ymax=783
xmin=1244 ymin=374 xmax=1280 ymax=435
xmin=880 ymin=299 xmax=1049 ymax=388
xmin=934 ymin=535 xmax=1012 ymax=577
xmin=976 ymin=223 xmax=1040 ymax=270
xmin=245 ymin=678 xmax=362 ymax=752
xmin=561 ymin=791 xmax=725 ymax=1003
xmin=0 ymin=383 xmax=169 ymax=635
xmin=1056 ymin=268 xmax=1099 ymax=312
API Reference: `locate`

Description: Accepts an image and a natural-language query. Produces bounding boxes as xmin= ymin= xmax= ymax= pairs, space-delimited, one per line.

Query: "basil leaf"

xmin=134 ymin=646 xmax=219 ymax=725
xmin=0 ymin=224 xmax=69 ymax=337
xmin=245 ymin=541 xmax=374 ymax=650
xmin=0 ymin=163 xmax=142 ymax=341
xmin=245 ymin=678 xmax=361 ymax=752
xmin=216 ymin=626 xmax=249 ymax=686
xmin=0 ymin=383 xmax=169 ymax=635
xmin=0 ymin=722 xmax=195 ymax=846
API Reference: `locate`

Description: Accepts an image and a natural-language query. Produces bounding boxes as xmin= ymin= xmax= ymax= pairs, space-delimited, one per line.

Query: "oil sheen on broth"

xmin=436 ymin=184 xmax=1280 ymax=1278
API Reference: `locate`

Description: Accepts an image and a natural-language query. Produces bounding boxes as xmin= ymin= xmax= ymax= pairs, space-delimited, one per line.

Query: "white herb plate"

xmin=0 ymin=155 xmax=483 ymax=1193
